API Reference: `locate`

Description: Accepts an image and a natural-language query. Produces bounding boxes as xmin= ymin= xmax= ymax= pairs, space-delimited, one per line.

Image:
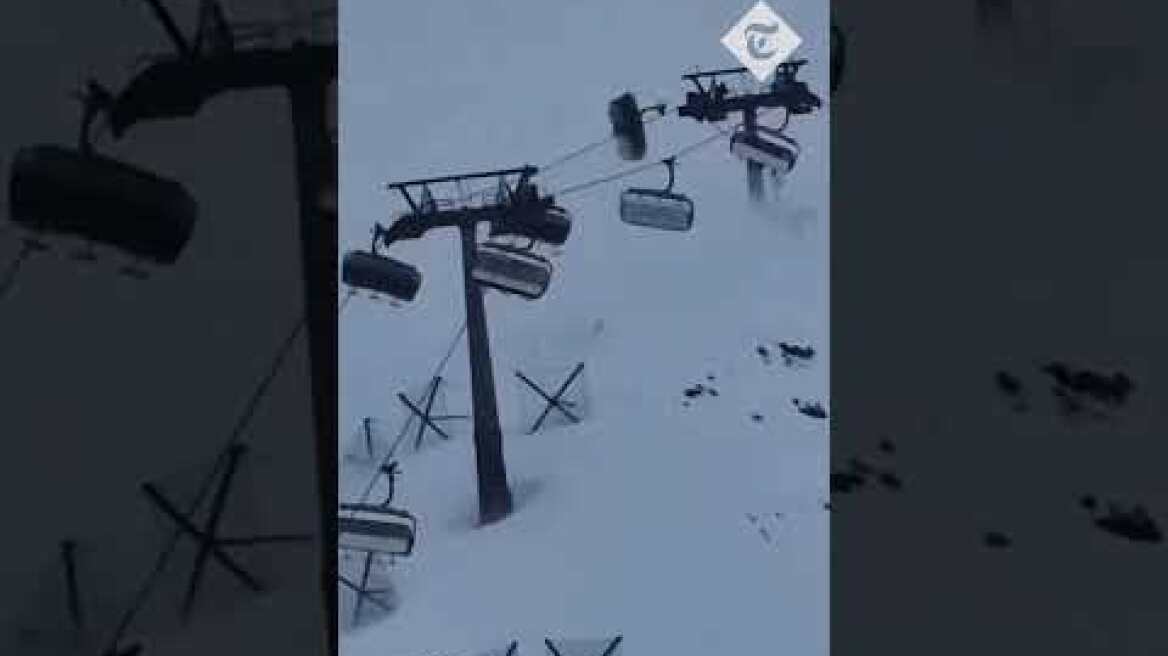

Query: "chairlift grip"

xmin=663 ymin=157 xmax=677 ymax=192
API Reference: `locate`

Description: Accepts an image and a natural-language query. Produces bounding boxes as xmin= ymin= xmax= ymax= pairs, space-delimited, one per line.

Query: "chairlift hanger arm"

xmin=76 ymin=80 xmax=114 ymax=153
xmin=373 ymin=204 xmax=503 ymax=249
xmin=662 ymin=157 xmax=677 ymax=192
xmin=135 ymin=0 xmax=194 ymax=58
xmin=106 ymin=43 xmax=337 ymax=138
xmin=371 ymin=217 xmax=426 ymax=251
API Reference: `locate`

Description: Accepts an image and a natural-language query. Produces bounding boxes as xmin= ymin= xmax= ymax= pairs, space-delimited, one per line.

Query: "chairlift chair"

xmin=729 ymin=126 xmax=801 ymax=177
xmin=8 ymin=144 xmax=197 ymax=265
xmin=619 ymin=157 xmax=694 ymax=231
xmin=473 ymin=241 xmax=553 ymax=300
xmin=341 ymin=250 xmax=422 ymax=302
xmin=490 ymin=198 xmax=572 ymax=246
xmin=609 ymin=92 xmax=663 ymax=161
xmin=338 ymin=503 xmax=418 ymax=557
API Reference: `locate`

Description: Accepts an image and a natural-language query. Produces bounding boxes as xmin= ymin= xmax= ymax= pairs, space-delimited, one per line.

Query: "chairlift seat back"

xmin=491 ymin=203 xmax=572 ymax=246
xmin=609 ymin=93 xmax=648 ymax=161
xmin=342 ymin=250 xmax=422 ymax=301
xmin=8 ymin=145 xmax=197 ymax=264
xmin=338 ymin=503 xmax=417 ymax=556
xmin=619 ymin=188 xmax=695 ymax=231
xmin=473 ymin=244 xmax=552 ymax=300
xmin=730 ymin=129 xmax=799 ymax=175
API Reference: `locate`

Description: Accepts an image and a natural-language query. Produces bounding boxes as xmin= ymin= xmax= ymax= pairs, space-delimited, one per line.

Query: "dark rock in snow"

xmin=1109 ymin=373 xmax=1134 ymax=404
xmin=1042 ymin=362 xmax=1134 ymax=406
xmin=684 ymin=383 xmax=719 ymax=398
xmin=995 ymin=370 xmax=1023 ymax=396
xmin=793 ymin=398 xmax=828 ymax=419
xmin=751 ymin=413 xmax=764 ymax=422
xmin=757 ymin=345 xmax=772 ymax=364
xmin=1052 ymin=385 xmax=1085 ymax=416
xmin=983 ymin=531 xmax=1012 ymax=548
xmin=1042 ymin=362 xmax=1073 ymax=387
xmin=778 ymin=342 xmax=815 ymax=363
xmin=1093 ymin=504 xmax=1163 ymax=544
xmin=879 ymin=472 xmax=903 ymax=491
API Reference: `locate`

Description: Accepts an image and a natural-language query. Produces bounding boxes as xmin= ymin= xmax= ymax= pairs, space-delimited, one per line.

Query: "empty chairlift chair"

xmin=8 ymin=144 xmax=198 ymax=265
xmin=338 ymin=503 xmax=418 ymax=557
xmin=619 ymin=157 xmax=694 ymax=231
xmin=342 ymin=250 xmax=422 ymax=302
xmin=608 ymin=92 xmax=665 ymax=162
xmin=729 ymin=126 xmax=801 ymax=178
xmin=472 ymin=241 xmax=553 ymax=300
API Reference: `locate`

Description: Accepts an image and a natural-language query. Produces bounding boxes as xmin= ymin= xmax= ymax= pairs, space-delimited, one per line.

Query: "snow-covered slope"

xmin=339 ymin=1 xmax=830 ymax=654
xmin=341 ymin=388 xmax=827 ymax=656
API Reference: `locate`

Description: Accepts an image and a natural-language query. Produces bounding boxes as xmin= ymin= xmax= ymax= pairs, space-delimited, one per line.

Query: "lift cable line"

xmin=339 ymin=61 xmax=819 ymax=254
xmin=399 ymin=97 xmax=676 ymax=207
xmin=552 ymin=109 xmax=769 ymax=199
xmin=346 ymin=318 xmax=468 ymax=512
xmin=553 ymin=130 xmax=723 ymax=198
xmin=335 ymin=109 xmax=769 ymax=252
xmin=535 ymin=110 xmax=669 ymax=177
xmin=336 ymin=86 xmax=792 ymax=254
xmin=104 ymin=294 xmax=354 ymax=652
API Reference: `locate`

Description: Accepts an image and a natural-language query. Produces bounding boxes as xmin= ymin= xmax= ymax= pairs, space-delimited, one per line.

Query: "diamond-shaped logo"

xmin=721 ymin=1 xmax=802 ymax=82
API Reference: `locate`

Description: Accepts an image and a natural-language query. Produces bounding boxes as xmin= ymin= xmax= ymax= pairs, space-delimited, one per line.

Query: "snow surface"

xmin=339 ymin=1 xmax=829 ymax=654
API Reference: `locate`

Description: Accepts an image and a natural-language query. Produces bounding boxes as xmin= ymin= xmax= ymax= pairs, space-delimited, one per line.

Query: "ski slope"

xmin=339 ymin=1 xmax=829 ymax=654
